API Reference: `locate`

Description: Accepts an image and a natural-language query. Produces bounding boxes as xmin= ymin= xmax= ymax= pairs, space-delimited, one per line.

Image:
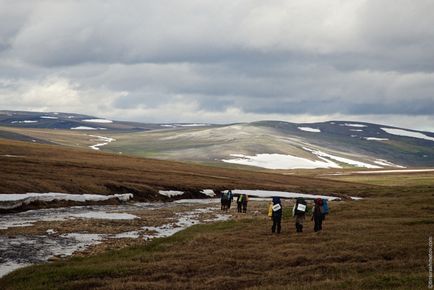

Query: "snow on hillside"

xmin=11 ymin=120 xmax=38 ymax=124
xmin=343 ymin=123 xmax=367 ymax=127
xmin=82 ymin=119 xmax=113 ymax=123
xmin=381 ymin=128 xmax=434 ymax=142
xmin=298 ymin=127 xmax=321 ymax=133
xmin=302 ymin=147 xmax=381 ymax=169
xmin=364 ymin=137 xmax=389 ymax=141
xmin=373 ymin=159 xmax=405 ymax=168
xmin=71 ymin=126 xmax=106 ymax=130
xmin=40 ymin=116 xmax=58 ymax=119
xmin=222 ymin=153 xmax=340 ymax=169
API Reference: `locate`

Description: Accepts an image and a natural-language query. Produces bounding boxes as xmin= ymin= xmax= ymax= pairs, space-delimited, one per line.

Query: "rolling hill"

xmin=1 ymin=110 xmax=433 ymax=169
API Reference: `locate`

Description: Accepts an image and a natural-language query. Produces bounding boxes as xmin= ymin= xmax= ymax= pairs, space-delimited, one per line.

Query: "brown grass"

xmin=1 ymin=140 xmax=432 ymax=289
xmin=0 ymin=140 xmax=374 ymax=200
xmin=1 ymin=192 xmax=432 ymax=289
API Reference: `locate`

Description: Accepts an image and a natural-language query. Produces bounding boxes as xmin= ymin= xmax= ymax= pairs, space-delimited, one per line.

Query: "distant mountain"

xmin=1 ymin=110 xmax=433 ymax=169
xmin=0 ymin=110 xmax=163 ymax=131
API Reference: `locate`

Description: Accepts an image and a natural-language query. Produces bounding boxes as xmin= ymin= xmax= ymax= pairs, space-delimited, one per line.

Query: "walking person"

xmin=236 ymin=194 xmax=243 ymax=213
xmin=242 ymin=194 xmax=248 ymax=213
xmin=271 ymin=196 xmax=282 ymax=234
xmin=227 ymin=190 xmax=233 ymax=210
xmin=293 ymin=198 xmax=307 ymax=233
xmin=311 ymin=198 xmax=324 ymax=232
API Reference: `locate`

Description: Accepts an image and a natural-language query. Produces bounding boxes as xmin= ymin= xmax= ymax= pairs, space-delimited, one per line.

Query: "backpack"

xmin=222 ymin=191 xmax=229 ymax=200
xmin=321 ymin=199 xmax=329 ymax=215
xmin=294 ymin=198 xmax=307 ymax=215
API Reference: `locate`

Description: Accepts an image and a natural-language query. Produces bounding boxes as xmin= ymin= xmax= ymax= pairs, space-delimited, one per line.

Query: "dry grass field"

xmin=0 ymin=139 xmax=433 ymax=289
xmin=0 ymin=140 xmax=372 ymax=199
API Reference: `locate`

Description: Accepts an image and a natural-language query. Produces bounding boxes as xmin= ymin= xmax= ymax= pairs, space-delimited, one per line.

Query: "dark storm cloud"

xmin=0 ymin=0 xmax=433 ymax=129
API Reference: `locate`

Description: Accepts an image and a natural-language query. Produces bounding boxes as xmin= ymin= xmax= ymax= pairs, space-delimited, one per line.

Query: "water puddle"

xmin=0 ymin=201 xmax=229 ymax=278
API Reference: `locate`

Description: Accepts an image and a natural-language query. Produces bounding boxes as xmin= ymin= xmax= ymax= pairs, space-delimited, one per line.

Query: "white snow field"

xmin=297 ymin=127 xmax=321 ymax=133
xmin=381 ymin=128 xmax=434 ymax=142
xmin=222 ymin=153 xmax=340 ymax=169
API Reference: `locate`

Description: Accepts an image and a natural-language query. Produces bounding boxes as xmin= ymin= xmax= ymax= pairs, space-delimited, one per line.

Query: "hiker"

xmin=271 ymin=196 xmax=282 ymax=234
xmin=236 ymin=194 xmax=243 ymax=213
xmin=293 ymin=197 xmax=307 ymax=233
xmin=242 ymin=194 xmax=248 ymax=213
xmin=227 ymin=190 xmax=233 ymax=209
xmin=311 ymin=198 xmax=324 ymax=232
xmin=221 ymin=191 xmax=228 ymax=211
xmin=221 ymin=190 xmax=233 ymax=211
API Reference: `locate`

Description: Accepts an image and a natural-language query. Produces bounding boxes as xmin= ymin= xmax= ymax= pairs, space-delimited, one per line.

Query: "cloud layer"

xmin=1 ymin=0 xmax=433 ymax=131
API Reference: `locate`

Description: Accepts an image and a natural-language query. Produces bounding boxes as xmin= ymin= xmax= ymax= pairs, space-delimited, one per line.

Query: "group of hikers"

xmin=220 ymin=190 xmax=248 ymax=213
xmin=221 ymin=190 xmax=329 ymax=233
xmin=269 ymin=196 xmax=329 ymax=234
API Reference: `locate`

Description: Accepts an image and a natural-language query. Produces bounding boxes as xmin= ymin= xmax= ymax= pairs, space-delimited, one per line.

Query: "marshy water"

xmin=0 ymin=199 xmax=229 ymax=278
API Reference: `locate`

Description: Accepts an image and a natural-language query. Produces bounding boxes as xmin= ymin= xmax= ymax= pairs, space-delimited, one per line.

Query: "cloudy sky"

xmin=1 ymin=0 xmax=433 ymax=131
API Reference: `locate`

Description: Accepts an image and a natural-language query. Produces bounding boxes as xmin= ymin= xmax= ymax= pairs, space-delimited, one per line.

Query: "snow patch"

xmin=11 ymin=120 xmax=38 ymax=124
xmin=364 ymin=137 xmax=389 ymax=141
xmin=159 ymin=190 xmax=184 ymax=197
xmin=298 ymin=127 xmax=321 ymax=133
xmin=381 ymin=127 xmax=434 ymax=142
xmin=302 ymin=147 xmax=381 ymax=169
xmin=222 ymin=153 xmax=340 ymax=169
xmin=82 ymin=119 xmax=113 ymax=123
xmin=228 ymin=189 xmax=340 ymax=201
xmin=350 ymin=129 xmax=363 ymax=132
xmin=0 ymin=193 xmax=133 ymax=210
xmin=344 ymin=123 xmax=367 ymax=127
xmin=40 ymin=116 xmax=58 ymax=119
xmin=201 ymin=189 xmax=216 ymax=197
xmin=373 ymin=159 xmax=405 ymax=168
xmin=353 ymin=169 xmax=434 ymax=174
xmin=71 ymin=126 xmax=98 ymax=130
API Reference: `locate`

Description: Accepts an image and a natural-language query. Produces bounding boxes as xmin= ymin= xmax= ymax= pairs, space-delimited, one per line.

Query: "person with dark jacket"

xmin=271 ymin=196 xmax=282 ymax=234
xmin=311 ymin=198 xmax=324 ymax=232
xmin=242 ymin=194 xmax=248 ymax=213
xmin=236 ymin=194 xmax=243 ymax=213
xmin=293 ymin=197 xmax=307 ymax=233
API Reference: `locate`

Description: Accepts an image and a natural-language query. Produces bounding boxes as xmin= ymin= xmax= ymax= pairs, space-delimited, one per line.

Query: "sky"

xmin=0 ymin=0 xmax=433 ymax=131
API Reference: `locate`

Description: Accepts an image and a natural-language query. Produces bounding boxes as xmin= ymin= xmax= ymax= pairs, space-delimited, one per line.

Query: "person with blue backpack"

xmin=311 ymin=198 xmax=329 ymax=232
xmin=271 ymin=196 xmax=282 ymax=234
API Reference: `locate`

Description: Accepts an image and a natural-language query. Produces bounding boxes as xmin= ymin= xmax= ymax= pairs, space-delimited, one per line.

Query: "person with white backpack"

xmin=292 ymin=197 xmax=307 ymax=233
xmin=270 ymin=196 xmax=282 ymax=234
